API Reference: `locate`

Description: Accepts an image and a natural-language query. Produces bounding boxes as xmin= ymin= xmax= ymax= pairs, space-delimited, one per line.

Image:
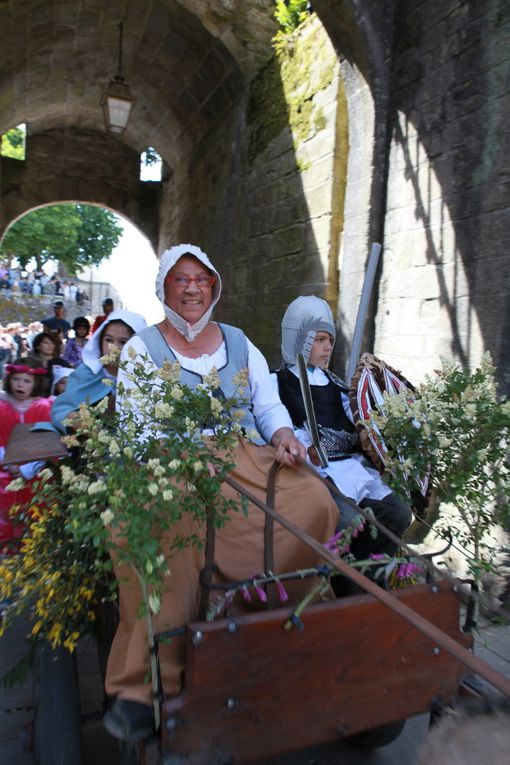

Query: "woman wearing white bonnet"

xmin=275 ymin=295 xmax=412 ymax=568
xmin=104 ymin=244 xmax=339 ymax=742
xmin=50 ymin=309 xmax=147 ymax=433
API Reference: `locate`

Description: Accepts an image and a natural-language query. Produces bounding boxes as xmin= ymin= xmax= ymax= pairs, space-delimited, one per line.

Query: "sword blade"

xmin=297 ymin=353 xmax=329 ymax=468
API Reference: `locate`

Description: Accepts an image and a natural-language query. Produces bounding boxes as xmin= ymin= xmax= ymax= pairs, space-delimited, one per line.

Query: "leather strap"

xmin=264 ymin=461 xmax=279 ymax=607
xmin=198 ymin=512 xmax=217 ymax=620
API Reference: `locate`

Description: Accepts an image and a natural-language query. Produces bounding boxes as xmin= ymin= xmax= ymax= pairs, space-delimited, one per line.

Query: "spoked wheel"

xmin=346 ymin=718 xmax=407 ymax=749
xmin=32 ymin=640 xmax=83 ymax=764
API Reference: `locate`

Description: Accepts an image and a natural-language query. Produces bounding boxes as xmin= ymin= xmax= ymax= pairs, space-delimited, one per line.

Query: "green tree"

xmin=274 ymin=0 xmax=310 ymax=33
xmin=0 ymin=204 xmax=123 ymax=274
xmin=1 ymin=126 xmax=25 ymax=160
xmin=74 ymin=204 xmax=123 ymax=271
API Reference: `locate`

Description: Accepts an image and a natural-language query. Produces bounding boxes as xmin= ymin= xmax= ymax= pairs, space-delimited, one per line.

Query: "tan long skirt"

xmin=105 ymin=439 xmax=339 ymax=704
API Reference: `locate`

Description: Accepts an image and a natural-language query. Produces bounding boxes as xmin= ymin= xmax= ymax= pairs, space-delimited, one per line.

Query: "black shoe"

xmin=103 ymin=698 xmax=155 ymax=743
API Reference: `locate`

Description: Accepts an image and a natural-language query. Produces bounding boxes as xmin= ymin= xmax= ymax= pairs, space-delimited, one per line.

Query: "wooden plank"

xmin=2 ymin=423 xmax=68 ymax=465
xmin=162 ymin=582 xmax=472 ymax=765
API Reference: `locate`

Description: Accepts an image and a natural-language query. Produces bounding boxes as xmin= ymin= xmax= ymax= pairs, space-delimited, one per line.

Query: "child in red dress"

xmin=0 ymin=360 xmax=53 ymax=552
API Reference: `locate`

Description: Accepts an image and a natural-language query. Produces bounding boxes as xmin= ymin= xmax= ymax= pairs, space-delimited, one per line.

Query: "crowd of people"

xmin=0 ymin=263 xmax=89 ymax=303
xmin=1 ymin=245 xmax=412 ymax=744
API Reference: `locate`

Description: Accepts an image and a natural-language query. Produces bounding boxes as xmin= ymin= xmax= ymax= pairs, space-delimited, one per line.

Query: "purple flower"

xmin=323 ymin=531 xmax=343 ymax=551
xmin=253 ymin=584 xmax=268 ymax=603
xmin=241 ymin=586 xmax=252 ymax=602
xmin=398 ymin=562 xmax=422 ymax=578
xmin=276 ymin=580 xmax=289 ymax=603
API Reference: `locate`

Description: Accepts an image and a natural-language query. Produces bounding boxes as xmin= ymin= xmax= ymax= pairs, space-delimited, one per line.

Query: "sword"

xmin=297 ymin=352 xmax=329 ymax=468
xmin=346 ymin=242 xmax=382 ymax=385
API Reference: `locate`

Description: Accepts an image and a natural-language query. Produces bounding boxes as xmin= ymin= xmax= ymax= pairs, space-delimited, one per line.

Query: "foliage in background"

xmin=0 ymin=353 xmax=248 ymax=654
xmin=273 ymin=0 xmax=310 ymax=55
xmin=1 ymin=125 xmax=25 ymax=161
xmin=0 ymin=204 xmax=122 ymax=274
xmin=0 ymin=294 xmax=37 ymax=326
xmin=370 ymin=353 xmax=510 ymax=582
xmin=142 ymin=146 xmax=161 ymax=166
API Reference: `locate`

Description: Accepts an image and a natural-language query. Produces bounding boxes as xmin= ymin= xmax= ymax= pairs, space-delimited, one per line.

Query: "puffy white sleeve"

xmin=246 ymin=339 xmax=293 ymax=443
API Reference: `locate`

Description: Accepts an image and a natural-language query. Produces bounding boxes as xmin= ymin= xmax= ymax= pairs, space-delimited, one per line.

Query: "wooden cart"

xmin=3 ymin=426 xmax=509 ymax=765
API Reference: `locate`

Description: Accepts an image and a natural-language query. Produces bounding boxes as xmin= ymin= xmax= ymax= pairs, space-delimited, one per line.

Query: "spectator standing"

xmin=26 ymin=322 xmax=43 ymax=352
xmin=0 ymin=327 xmax=16 ymax=378
xmin=32 ymin=331 xmax=71 ymax=396
xmin=91 ymin=297 xmax=114 ymax=334
xmin=63 ymin=317 xmax=90 ymax=367
xmin=6 ymin=324 xmax=24 ymax=358
xmin=41 ymin=300 xmax=71 ymax=339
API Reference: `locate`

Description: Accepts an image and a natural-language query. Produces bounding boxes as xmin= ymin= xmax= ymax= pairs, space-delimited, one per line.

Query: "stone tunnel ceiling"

xmin=0 ymin=0 xmax=276 ymax=165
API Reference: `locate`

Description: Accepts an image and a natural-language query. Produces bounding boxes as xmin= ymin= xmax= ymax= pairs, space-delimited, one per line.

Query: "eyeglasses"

xmin=167 ymin=273 xmax=216 ymax=288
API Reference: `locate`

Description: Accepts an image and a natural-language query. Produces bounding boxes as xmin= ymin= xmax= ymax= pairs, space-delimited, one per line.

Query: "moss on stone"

xmin=248 ymin=17 xmax=337 ymax=164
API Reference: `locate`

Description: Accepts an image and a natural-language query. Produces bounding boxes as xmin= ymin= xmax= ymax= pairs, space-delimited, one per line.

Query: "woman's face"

xmin=10 ymin=373 xmax=35 ymax=401
xmin=163 ymin=255 xmax=215 ymax=325
xmin=75 ymin=324 xmax=88 ymax=338
xmin=101 ymin=321 xmax=134 ymax=375
xmin=308 ymin=331 xmax=334 ymax=369
xmin=38 ymin=336 xmax=56 ymax=358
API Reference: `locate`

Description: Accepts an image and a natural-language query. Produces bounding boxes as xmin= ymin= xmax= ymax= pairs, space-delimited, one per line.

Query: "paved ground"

xmin=1 ymin=610 xmax=509 ymax=765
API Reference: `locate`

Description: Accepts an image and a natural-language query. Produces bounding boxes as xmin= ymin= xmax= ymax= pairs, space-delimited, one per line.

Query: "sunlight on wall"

xmin=83 ymin=219 xmax=163 ymax=324
xmin=375 ymin=112 xmax=484 ymax=384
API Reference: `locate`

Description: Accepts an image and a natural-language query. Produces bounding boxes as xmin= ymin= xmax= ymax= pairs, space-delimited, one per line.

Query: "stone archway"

xmin=1 ymin=128 xmax=160 ymax=249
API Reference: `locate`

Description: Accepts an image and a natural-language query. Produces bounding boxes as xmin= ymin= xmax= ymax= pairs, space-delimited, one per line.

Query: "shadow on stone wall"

xmin=390 ymin=2 xmax=510 ymax=394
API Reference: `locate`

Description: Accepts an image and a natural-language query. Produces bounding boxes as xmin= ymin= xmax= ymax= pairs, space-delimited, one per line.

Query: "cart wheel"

xmin=32 ymin=640 xmax=83 ymax=764
xmin=118 ymin=741 xmax=143 ymax=764
xmin=347 ymin=718 xmax=406 ymax=749
xmin=118 ymin=736 xmax=162 ymax=764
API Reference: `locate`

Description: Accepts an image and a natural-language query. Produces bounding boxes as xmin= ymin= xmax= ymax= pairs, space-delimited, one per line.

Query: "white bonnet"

xmin=155 ymin=244 xmax=222 ymax=306
xmin=51 ymin=365 xmax=73 ymax=395
xmin=81 ymin=309 xmax=147 ymax=374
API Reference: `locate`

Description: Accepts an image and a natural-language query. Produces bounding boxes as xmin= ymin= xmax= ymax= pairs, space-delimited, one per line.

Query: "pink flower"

xmin=241 ymin=586 xmax=252 ymax=602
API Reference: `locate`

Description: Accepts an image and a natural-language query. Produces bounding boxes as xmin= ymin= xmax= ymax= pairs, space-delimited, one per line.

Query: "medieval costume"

xmin=274 ymin=296 xmax=412 ymax=558
xmin=0 ymin=365 xmax=52 ymax=551
xmin=104 ymin=246 xmax=338 ymax=740
xmin=49 ymin=310 xmax=147 ymax=434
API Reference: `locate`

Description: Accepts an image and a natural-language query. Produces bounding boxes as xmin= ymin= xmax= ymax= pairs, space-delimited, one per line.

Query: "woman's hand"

xmin=271 ymin=428 xmax=306 ymax=469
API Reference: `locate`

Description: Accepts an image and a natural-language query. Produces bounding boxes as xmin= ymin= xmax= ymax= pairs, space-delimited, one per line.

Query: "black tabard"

xmin=276 ymin=367 xmax=355 ymax=432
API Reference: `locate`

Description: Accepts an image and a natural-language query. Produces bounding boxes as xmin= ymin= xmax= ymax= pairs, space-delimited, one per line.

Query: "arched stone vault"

xmin=0 ymin=0 xmax=276 ymax=237
xmin=1 ymin=0 xmax=508 ymax=391
xmin=0 ymin=0 xmax=275 ymax=164
xmin=1 ymin=128 xmax=160 ymax=248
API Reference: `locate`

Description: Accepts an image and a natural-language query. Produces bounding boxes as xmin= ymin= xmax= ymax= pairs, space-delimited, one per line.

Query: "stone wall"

xmin=376 ymin=0 xmax=510 ymax=392
xmin=1 ymin=128 xmax=160 ymax=250
xmin=158 ymin=16 xmax=348 ymax=369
